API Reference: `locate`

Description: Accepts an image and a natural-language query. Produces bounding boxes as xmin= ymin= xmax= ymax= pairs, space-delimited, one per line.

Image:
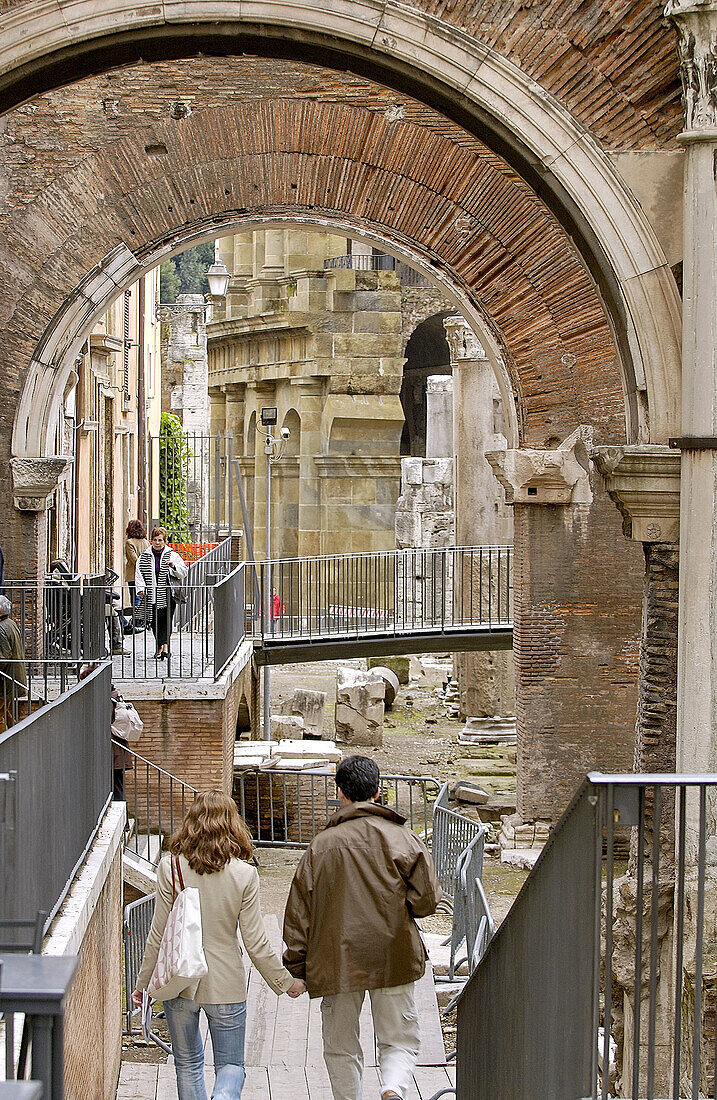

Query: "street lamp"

xmin=259 ymin=406 xmax=289 ymax=739
xmin=206 ymin=260 xmax=231 ymax=299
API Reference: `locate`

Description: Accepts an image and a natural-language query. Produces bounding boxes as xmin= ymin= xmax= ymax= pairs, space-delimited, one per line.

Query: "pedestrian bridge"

xmin=251 ymin=545 xmax=513 ymax=667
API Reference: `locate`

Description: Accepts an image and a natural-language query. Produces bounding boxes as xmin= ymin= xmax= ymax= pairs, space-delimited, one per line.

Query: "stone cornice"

xmin=11 ymin=456 xmax=71 ymax=512
xmin=485 ymin=427 xmax=593 ymax=505
xmin=593 ymin=444 xmax=680 ymax=542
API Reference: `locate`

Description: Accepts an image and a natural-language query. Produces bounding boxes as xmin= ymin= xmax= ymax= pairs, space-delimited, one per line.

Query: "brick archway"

xmin=0 ymin=1 xmax=682 ymax=445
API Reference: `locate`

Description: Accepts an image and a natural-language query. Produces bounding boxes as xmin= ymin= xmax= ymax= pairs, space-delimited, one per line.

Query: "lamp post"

xmin=259 ymin=406 xmax=289 ymax=739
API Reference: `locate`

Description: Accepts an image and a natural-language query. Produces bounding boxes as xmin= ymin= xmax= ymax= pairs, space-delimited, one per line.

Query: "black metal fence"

xmin=3 ymin=573 xmax=106 ymax=663
xmin=0 ymin=663 xmax=112 ymax=929
xmin=213 ymin=564 xmax=247 ymax=675
xmin=255 ymin=546 xmax=512 ymax=642
xmin=323 ymin=253 xmax=434 ymax=286
xmin=150 ymin=432 xmax=237 ymax=543
xmin=234 ymin=768 xmax=440 ymax=848
xmin=457 ymin=773 xmax=717 ymax=1100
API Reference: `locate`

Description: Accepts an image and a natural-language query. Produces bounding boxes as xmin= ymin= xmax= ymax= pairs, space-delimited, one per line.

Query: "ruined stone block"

xmin=335 ymin=666 xmax=385 ymax=746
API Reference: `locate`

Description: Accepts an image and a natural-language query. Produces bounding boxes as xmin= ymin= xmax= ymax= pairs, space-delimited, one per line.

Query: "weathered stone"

xmin=270 ymin=714 xmax=306 ymax=740
xmin=454 ymin=781 xmax=490 ymax=805
xmin=367 ymin=665 xmax=400 ymax=708
xmin=368 ymin=654 xmax=410 ymax=684
xmin=335 ymin=666 xmax=385 ymax=746
xmin=281 ymin=688 xmax=327 ymax=738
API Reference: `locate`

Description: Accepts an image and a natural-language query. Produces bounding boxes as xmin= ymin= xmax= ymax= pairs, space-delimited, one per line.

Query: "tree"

xmin=159 ymin=412 xmax=191 ymax=541
xmin=159 ymin=242 xmax=216 ymax=302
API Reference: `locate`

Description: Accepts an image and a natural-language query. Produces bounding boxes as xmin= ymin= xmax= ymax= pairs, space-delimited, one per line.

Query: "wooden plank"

xmin=305 ymin=1062 xmax=335 ymax=1100
xmin=242 ymin=1066 xmax=271 ymax=1100
xmin=413 ymin=1065 xmax=456 ymax=1099
xmin=414 ymin=964 xmax=446 ymax=1066
xmin=269 ymin=984 xmax=311 ymax=1066
xmin=156 ymin=1063 xmax=213 ymax=1099
xmin=116 ymin=1062 xmax=158 ymax=1100
xmin=244 ymin=959 xmax=281 ymax=1067
xmin=268 ymin=1066 xmax=311 ymax=1099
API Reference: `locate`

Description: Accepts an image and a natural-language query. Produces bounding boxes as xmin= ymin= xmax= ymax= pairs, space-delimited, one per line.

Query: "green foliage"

xmin=160 ymin=261 xmax=181 ymax=303
xmin=159 ymin=412 xmax=192 ymax=540
xmin=160 ymin=242 xmax=216 ymax=303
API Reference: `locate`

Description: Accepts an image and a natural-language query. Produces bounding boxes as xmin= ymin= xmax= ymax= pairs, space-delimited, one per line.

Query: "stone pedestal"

xmin=335 ymin=667 xmax=385 ymax=746
xmin=445 ymin=316 xmax=514 ymax=719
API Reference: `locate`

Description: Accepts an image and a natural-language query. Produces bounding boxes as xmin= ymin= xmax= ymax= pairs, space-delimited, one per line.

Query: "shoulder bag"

xmin=146 ymin=855 xmax=208 ymax=1002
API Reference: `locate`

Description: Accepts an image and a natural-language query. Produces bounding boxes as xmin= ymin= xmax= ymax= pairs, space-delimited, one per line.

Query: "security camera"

xmin=280 ymin=426 xmax=291 ymax=439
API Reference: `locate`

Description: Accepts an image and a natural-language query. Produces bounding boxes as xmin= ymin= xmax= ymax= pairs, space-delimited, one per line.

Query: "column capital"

xmin=593 ymin=444 xmax=681 ymax=542
xmin=443 ymin=315 xmax=487 ymax=363
xmin=485 ymin=427 xmax=592 ymax=505
xmin=11 ymin=456 xmax=71 ymax=512
xmin=665 ymin=0 xmax=717 ymax=132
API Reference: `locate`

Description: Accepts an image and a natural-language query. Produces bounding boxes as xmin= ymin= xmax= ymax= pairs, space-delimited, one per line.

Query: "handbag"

xmin=111 ymin=696 xmax=144 ymax=742
xmin=169 ymin=577 xmax=187 ymax=604
xmin=146 ymin=855 xmax=208 ymax=1002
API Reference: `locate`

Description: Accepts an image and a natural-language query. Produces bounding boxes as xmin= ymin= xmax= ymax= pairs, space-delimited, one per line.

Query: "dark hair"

xmin=126 ymin=519 xmax=146 ymax=539
xmin=150 ymin=526 xmax=168 ymax=542
xmin=169 ymin=790 xmax=254 ymax=874
xmin=335 ymin=755 xmax=380 ymax=803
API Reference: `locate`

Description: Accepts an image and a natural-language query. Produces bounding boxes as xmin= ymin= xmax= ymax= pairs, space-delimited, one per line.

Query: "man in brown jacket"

xmin=283 ymin=755 xmax=442 ymax=1100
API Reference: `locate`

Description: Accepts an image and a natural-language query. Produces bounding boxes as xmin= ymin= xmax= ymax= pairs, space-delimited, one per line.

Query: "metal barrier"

xmin=234 ymin=769 xmax=441 ymax=848
xmin=123 ymin=894 xmax=155 ymax=1033
xmin=115 ymin=742 xmax=198 ymax=869
xmin=255 ymin=546 xmax=512 ymax=644
xmin=0 ymin=664 xmax=112 ymax=926
xmin=213 ymin=564 xmax=246 ymax=675
xmin=3 ymin=573 xmax=106 ymax=663
xmin=0 ymin=954 xmax=78 ymax=1100
xmin=176 ymin=535 xmax=235 ymax=631
xmin=431 ymin=782 xmax=485 ymax=902
xmin=149 ymin=432 xmax=237 ymax=543
xmin=457 ymin=773 xmax=717 ymax=1100
xmin=446 ymin=829 xmax=490 ymax=981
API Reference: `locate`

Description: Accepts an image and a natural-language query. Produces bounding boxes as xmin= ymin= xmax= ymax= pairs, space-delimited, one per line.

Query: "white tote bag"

xmin=147 ymin=856 xmax=208 ymax=1002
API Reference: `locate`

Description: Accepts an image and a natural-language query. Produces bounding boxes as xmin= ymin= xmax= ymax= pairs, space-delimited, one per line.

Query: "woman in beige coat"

xmin=133 ymin=791 xmax=305 ymax=1099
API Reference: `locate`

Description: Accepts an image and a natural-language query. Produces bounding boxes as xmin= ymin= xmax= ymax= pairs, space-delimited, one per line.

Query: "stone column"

xmin=665 ymin=4 xmax=717 ymax=1091
xmin=444 ymin=316 xmax=514 ymax=719
xmin=486 ymin=429 xmax=644 ymax=820
xmin=594 ymin=445 xmax=681 ymax=1094
xmin=224 ymin=385 xmax=245 ymax=453
xmin=293 ymin=379 xmax=323 ymax=559
xmin=426 ymin=375 xmax=454 ymax=459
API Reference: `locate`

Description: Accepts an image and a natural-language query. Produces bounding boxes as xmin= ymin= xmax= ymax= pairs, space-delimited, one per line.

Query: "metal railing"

xmin=457 ymin=773 xmax=717 ymax=1100
xmin=3 ymin=573 xmax=106 ymax=664
xmin=431 ymin=782 xmax=486 ymax=904
xmin=0 ymin=954 xmax=78 ymax=1100
xmin=255 ymin=546 xmax=512 ymax=643
xmin=112 ymin=567 xmax=246 ymax=681
xmin=0 ymin=663 xmax=112 ymax=927
xmin=149 ymin=432 xmax=238 ymax=543
xmin=123 ymin=895 xmax=155 ymax=1033
xmin=324 ymin=254 xmax=434 ymax=286
xmin=234 ymin=768 xmax=441 ymax=848
xmin=175 ymin=535 xmax=235 ymax=630
xmin=115 ymin=742 xmax=198 ymax=870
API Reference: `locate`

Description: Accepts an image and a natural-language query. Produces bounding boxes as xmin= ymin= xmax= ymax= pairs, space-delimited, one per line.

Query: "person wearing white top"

xmin=134 ymin=525 xmax=188 ymax=659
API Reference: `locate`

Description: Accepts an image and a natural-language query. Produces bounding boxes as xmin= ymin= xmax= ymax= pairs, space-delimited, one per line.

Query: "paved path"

xmin=116 ymin=920 xmax=454 ymax=1100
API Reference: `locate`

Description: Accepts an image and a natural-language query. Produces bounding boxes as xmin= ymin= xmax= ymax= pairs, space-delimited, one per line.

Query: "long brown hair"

xmin=169 ymin=790 xmax=254 ymax=874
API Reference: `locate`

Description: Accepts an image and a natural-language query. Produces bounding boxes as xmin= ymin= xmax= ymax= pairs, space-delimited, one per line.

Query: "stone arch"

xmin=281 ymin=409 xmax=301 ymax=460
xmin=400 ymin=312 xmax=453 ymax=458
xmin=0 ymin=1 xmax=681 ymax=447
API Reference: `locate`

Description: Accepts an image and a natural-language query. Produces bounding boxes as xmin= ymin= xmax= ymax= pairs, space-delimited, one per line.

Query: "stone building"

xmin=205 ymin=229 xmax=451 ymax=560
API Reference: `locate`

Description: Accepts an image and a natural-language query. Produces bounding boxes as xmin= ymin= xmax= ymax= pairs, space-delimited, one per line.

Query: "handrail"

xmin=115 ymin=740 xmax=197 ymax=870
xmin=259 ymin=544 xmax=511 ymax=567
xmin=457 ymin=773 xmax=717 ymax=1100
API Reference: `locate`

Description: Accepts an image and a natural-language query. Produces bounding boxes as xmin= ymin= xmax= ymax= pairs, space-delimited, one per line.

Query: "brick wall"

xmin=60 ymin=843 xmax=123 ymax=1100
xmin=514 ymin=483 xmax=644 ymax=822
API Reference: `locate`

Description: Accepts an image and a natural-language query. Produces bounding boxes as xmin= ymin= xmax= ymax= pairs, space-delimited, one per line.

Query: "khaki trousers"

xmin=320 ymin=982 xmax=421 ymax=1100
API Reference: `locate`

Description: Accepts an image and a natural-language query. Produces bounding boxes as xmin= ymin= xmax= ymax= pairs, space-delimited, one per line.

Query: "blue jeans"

xmin=163 ymin=997 xmax=247 ymax=1100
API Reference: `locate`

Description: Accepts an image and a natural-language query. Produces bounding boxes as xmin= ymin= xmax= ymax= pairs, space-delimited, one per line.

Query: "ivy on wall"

xmin=159 ymin=412 xmax=192 ymax=540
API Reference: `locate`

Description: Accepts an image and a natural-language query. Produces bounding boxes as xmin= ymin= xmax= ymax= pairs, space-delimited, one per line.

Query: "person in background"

xmin=283 ymin=755 xmax=442 ymax=1100
xmin=0 ymin=594 xmax=27 ymax=729
xmin=133 ymin=790 xmax=305 ymax=1100
xmin=125 ymin=520 xmax=150 ymax=608
xmin=270 ymin=587 xmax=284 ymax=635
xmin=134 ymin=527 xmax=188 ymax=660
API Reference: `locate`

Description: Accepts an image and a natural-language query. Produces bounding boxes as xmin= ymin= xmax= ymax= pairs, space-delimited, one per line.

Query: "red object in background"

xmin=271 ymin=591 xmax=285 ymax=620
xmin=168 ymin=542 xmax=219 ymax=563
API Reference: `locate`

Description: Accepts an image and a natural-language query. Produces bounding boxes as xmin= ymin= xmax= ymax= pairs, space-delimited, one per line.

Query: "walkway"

xmin=116 ymin=921 xmax=454 ymax=1100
